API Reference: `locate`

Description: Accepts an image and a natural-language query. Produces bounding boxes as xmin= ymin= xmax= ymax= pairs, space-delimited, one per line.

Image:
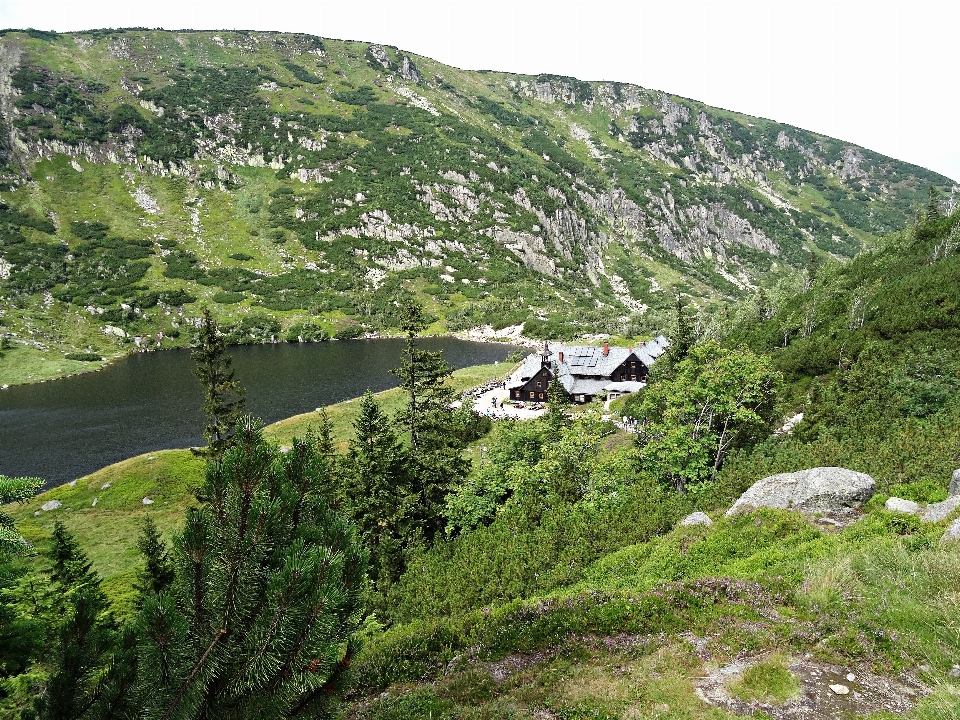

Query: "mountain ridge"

xmin=0 ymin=28 xmax=955 ymax=383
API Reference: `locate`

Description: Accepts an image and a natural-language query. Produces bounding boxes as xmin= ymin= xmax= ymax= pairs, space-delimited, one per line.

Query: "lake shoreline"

xmin=0 ymin=328 xmax=530 ymax=389
xmin=1 ymin=338 xmax=514 ymax=486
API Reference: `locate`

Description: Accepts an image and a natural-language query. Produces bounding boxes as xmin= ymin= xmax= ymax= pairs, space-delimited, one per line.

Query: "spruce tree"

xmin=391 ymin=302 xmax=455 ymax=452
xmin=390 ymin=302 xmax=466 ymax=543
xmin=544 ymin=371 xmax=570 ymax=436
xmin=37 ymin=523 xmax=118 ymax=720
xmin=343 ymin=391 xmax=410 ymax=587
xmin=0 ymin=474 xmax=43 ymax=558
xmin=134 ymin=418 xmax=366 ymax=719
xmin=192 ymin=309 xmax=245 ymax=459
xmin=926 ymin=185 xmax=943 ymax=223
xmin=133 ymin=516 xmax=174 ymax=604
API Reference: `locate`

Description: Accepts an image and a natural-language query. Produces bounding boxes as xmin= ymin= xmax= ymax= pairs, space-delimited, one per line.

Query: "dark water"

xmin=0 ymin=339 xmax=510 ymax=488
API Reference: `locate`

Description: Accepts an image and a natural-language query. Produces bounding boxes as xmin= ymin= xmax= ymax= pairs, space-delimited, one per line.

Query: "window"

xmin=630 ymin=362 xmax=636 ymax=368
xmin=535 ymin=381 xmax=542 ymax=388
xmin=538 ymin=392 xmax=545 ymax=400
xmin=620 ymin=373 xmax=625 ymax=380
xmin=529 ymin=391 xmax=535 ymax=399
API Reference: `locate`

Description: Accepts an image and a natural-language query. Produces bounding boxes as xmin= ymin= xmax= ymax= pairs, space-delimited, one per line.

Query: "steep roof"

xmin=510 ymin=336 xmax=670 ymax=390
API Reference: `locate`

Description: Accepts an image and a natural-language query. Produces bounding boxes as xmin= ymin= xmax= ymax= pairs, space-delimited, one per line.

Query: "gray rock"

xmin=885 ymin=497 xmax=920 ymax=514
xmin=951 ymin=469 xmax=960 ymax=497
xmin=726 ymin=467 xmax=875 ymax=517
xmin=101 ymin=482 xmax=111 ymax=490
xmin=943 ymin=518 xmax=960 ymax=542
xmin=680 ymin=511 xmax=713 ymax=527
xmin=41 ymin=500 xmax=62 ymax=511
xmin=829 ymin=684 xmax=850 ymax=695
xmin=921 ymin=495 xmax=960 ymax=523
xmin=142 ymin=497 xmax=154 ymax=505
xmin=91 ymin=497 xmax=98 ymax=507
xmin=948 ymin=665 xmax=960 ymax=679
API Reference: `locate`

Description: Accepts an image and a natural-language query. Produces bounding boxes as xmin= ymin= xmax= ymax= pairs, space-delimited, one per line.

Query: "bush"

xmin=212 ymin=291 xmax=245 ymax=304
xmin=64 ymin=352 xmax=102 ymax=361
xmin=334 ymin=325 xmax=364 ymax=340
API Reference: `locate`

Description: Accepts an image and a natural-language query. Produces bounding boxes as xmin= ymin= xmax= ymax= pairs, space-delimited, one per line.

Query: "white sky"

xmin=2 ymin=0 xmax=958 ymax=182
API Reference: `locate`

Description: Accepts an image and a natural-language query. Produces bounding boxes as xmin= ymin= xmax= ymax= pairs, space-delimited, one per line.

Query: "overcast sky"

xmin=2 ymin=0 xmax=958 ymax=182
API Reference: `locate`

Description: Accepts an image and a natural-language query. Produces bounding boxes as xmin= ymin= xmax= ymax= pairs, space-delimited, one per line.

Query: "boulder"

xmin=726 ymin=467 xmax=875 ymax=517
xmin=41 ymin=500 xmax=62 ymax=512
xmin=951 ymin=469 xmax=960 ymax=497
xmin=680 ymin=511 xmax=712 ymax=527
xmin=885 ymin=497 xmax=920 ymax=514
xmin=142 ymin=497 xmax=154 ymax=505
xmin=943 ymin=518 xmax=960 ymax=542
xmin=921 ymin=495 xmax=960 ymax=523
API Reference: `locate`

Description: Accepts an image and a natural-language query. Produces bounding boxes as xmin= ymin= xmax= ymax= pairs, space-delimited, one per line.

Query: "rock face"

xmin=680 ymin=511 xmax=713 ymax=527
xmin=726 ymin=467 xmax=875 ymax=517
xmin=921 ymin=495 xmax=960 ymax=523
xmin=944 ymin=518 xmax=960 ymax=542
xmin=951 ymin=469 xmax=960 ymax=497
xmin=885 ymin=497 xmax=920 ymax=514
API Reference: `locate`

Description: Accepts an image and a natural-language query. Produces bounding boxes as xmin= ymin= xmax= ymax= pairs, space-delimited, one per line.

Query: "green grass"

xmin=3 ymin=361 xmax=509 ymax=613
xmin=728 ymin=655 xmax=800 ymax=704
xmin=0 ymin=344 xmax=115 ymax=386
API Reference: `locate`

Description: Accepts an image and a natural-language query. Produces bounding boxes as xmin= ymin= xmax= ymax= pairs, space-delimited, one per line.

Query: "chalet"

xmin=508 ymin=337 xmax=670 ymax=404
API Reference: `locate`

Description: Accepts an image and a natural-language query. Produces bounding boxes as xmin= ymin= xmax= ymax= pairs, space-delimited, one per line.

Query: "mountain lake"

xmin=0 ymin=338 xmax=512 ymax=488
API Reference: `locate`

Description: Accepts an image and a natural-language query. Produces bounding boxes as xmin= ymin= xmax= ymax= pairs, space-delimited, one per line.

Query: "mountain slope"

xmin=0 ymin=28 xmax=954 ymax=382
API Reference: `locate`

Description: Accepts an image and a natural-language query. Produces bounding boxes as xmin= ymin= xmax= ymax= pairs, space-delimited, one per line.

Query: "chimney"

xmin=558 ymin=351 xmax=564 ymax=363
xmin=602 ymin=342 xmax=609 ymax=356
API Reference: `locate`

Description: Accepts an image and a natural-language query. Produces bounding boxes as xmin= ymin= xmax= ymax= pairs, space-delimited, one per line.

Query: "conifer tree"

xmin=191 ymin=309 xmax=245 ymax=459
xmin=0 ymin=474 xmax=43 ymax=558
xmin=391 ymin=302 xmax=455 ymax=452
xmin=926 ymin=185 xmax=943 ymax=223
xmin=343 ymin=391 xmax=410 ymax=586
xmin=544 ymin=371 xmax=570 ymax=436
xmin=133 ymin=516 xmax=174 ymax=604
xmin=391 ymin=302 xmax=466 ymax=542
xmin=37 ymin=523 xmax=118 ymax=720
xmin=134 ymin=418 xmax=366 ymax=720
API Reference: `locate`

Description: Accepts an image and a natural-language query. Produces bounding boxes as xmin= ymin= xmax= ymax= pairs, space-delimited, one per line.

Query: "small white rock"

xmin=142 ymin=498 xmax=154 ymax=505
xmin=829 ymin=684 xmax=850 ymax=695
xmin=68 ymin=480 xmax=77 ymax=487
xmin=41 ymin=500 xmax=62 ymax=512
xmin=101 ymin=482 xmax=111 ymax=490
xmin=34 ymin=511 xmax=40 ymax=516
xmin=92 ymin=497 xmax=98 ymax=507
xmin=680 ymin=511 xmax=713 ymax=527
xmin=948 ymin=665 xmax=960 ymax=679
xmin=885 ymin=497 xmax=920 ymax=514
xmin=846 ymin=673 xmax=856 ymax=682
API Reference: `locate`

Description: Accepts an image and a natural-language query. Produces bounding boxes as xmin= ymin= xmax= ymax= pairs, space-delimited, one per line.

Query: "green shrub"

xmin=64 ymin=352 xmax=102 ymax=361
xmin=212 ymin=291 xmax=245 ymax=304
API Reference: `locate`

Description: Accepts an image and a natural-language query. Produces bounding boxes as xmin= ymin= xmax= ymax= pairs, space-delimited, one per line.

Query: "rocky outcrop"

xmin=951 ymin=469 xmax=960 ymax=497
xmin=920 ymin=495 xmax=960 ymax=523
xmin=726 ymin=467 xmax=875 ymax=517
xmin=943 ymin=518 xmax=960 ymax=542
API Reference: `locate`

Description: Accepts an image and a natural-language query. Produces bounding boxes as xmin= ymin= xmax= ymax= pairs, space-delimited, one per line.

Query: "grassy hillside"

xmin=1 ymin=28 xmax=955 ymax=385
xmin=4 ymin=360 xmax=507 ymax=617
